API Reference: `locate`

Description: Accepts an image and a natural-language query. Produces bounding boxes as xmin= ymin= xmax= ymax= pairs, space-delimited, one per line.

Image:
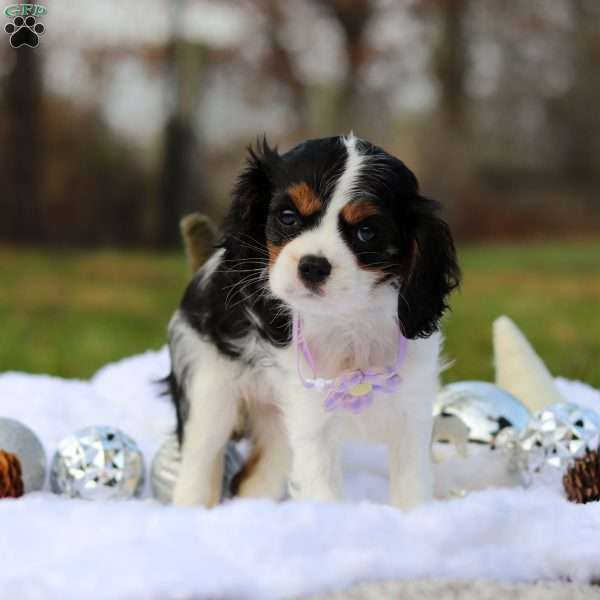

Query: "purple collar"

xmin=292 ymin=314 xmax=408 ymax=413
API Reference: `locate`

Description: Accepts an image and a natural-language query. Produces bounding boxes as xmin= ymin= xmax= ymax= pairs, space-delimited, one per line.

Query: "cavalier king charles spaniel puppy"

xmin=167 ymin=134 xmax=460 ymax=509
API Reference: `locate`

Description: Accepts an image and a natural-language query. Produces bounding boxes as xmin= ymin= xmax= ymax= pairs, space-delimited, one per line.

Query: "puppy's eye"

xmin=279 ymin=209 xmax=300 ymax=227
xmin=356 ymin=225 xmax=375 ymax=243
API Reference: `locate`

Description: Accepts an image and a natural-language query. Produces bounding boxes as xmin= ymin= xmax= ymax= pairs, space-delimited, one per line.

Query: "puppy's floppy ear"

xmin=398 ymin=195 xmax=460 ymax=339
xmin=221 ymin=137 xmax=279 ymax=259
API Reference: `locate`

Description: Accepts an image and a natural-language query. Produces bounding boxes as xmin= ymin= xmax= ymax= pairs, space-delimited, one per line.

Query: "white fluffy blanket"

xmin=1 ymin=350 xmax=599 ymax=599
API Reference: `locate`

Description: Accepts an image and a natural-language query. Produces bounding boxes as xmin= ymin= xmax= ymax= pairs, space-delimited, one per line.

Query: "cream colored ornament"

xmin=493 ymin=316 xmax=565 ymax=413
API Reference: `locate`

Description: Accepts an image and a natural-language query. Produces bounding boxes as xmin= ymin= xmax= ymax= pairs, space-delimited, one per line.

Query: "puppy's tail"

xmin=179 ymin=213 xmax=218 ymax=273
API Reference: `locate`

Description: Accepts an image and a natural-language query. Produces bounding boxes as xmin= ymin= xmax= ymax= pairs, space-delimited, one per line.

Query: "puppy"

xmin=167 ymin=135 xmax=460 ymax=509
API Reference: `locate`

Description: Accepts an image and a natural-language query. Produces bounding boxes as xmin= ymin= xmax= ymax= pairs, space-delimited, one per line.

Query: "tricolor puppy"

xmin=167 ymin=135 xmax=460 ymax=509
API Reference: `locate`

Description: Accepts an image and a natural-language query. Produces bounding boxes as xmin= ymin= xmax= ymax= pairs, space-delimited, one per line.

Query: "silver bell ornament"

xmin=517 ymin=402 xmax=600 ymax=487
xmin=50 ymin=425 xmax=145 ymax=500
xmin=434 ymin=381 xmax=531 ymax=447
xmin=0 ymin=417 xmax=46 ymax=492
xmin=151 ymin=435 xmax=244 ymax=504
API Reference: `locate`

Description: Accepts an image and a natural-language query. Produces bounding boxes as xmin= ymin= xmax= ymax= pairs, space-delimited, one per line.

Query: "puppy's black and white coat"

xmin=168 ymin=135 xmax=459 ymax=509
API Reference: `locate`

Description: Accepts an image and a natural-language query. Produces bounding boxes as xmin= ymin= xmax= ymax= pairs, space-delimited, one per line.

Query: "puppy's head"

xmin=222 ymin=135 xmax=460 ymax=339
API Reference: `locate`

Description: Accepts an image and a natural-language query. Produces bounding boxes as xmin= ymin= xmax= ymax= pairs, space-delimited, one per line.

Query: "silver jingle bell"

xmin=0 ymin=417 xmax=47 ymax=492
xmin=518 ymin=402 xmax=600 ymax=487
xmin=50 ymin=425 xmax=145 ymax=500
xmin=434 ymin=381 xmax=531 ymax=446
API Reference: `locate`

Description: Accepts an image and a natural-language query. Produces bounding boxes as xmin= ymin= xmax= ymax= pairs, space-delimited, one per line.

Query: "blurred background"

xmin=0 ymin=0 xmax=598 ymax=385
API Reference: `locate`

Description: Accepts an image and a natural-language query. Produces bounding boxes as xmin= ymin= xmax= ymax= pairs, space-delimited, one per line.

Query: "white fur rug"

xmin=1 ymin=349 xmax=599 ymax=599
xmin=311 ymin=579 xmax=600 ymax=600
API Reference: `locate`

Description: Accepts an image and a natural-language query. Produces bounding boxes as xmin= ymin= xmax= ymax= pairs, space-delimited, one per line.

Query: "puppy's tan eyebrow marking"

xmin=287 ymin=182 xmax=322 ymax=217
xmin=341 ymin=200 xmax=380 ymax=225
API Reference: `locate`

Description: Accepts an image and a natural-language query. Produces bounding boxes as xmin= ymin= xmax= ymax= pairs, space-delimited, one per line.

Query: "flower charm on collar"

xmin=293 ymin=315 xmax=408 ymax=413
xmin=324 ymin=368 xmax=403 ymax=412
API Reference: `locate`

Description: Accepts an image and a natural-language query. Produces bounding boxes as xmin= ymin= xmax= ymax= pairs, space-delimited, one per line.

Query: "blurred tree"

xmin=558 ymin=0 xmax=600 ymax=182
xmin=41 ymin=96 xmax=153 ymax=246
xmin=262 ymin=0 xmax=310 ymax=133
xmin=416 ymin=0 xmax=480 ymax=230
xmin=2 ymin=48 xmax=43 ymax=244
xmin=433 ymin=0 xmax=468 ymax=132
xmin=158 ymin=1 xmax=207 ymax=248
xmin=2 ymin=0 xmax=598 ymax=246
xmin=317 ymin=0 xmax=374 ymax=134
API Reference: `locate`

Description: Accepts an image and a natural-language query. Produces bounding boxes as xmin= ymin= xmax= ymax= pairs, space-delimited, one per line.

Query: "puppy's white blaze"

xmin=303 ymin=134 xmax=364 ymax=247
xmin=322 ymin=134 xmax=363 ymax=231
xmin=269 ymin=135 xmax=378 ymax=315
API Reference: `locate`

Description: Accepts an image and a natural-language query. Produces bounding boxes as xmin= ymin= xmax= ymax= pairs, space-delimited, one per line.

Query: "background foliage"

xmin=0 ymin=1 xmax=598 ymax=382
xmin=1 ymin=0 xmax=600 ymax=245
xmin=2 ymin=242 xmax=598 ymax=386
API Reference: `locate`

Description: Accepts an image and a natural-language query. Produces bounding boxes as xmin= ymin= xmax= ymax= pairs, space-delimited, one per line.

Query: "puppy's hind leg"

xmin=172 ymin=370 xmax=237 ymax=507
xmin=232 ymin=405 xmax=291 ymax=500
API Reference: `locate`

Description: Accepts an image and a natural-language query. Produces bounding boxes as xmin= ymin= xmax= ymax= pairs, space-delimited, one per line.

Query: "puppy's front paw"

xmin=172 ymin=479 xmax=220 ymax=508
xmin=390 ymin=475 xmax=433 ymax=511
xmin=287 ymin=477 xmax=340 ymax=503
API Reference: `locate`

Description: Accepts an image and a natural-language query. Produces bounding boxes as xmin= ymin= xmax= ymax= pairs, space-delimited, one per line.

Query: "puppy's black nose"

xmin=298 ymin=255 xmax=331 ymax=287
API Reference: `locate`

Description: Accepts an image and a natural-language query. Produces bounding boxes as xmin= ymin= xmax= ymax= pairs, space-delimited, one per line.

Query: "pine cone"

xmin=0 ymin=449 xmax=24 ymax=498
xmin=563 ymin=448 xmax=600 ymax=504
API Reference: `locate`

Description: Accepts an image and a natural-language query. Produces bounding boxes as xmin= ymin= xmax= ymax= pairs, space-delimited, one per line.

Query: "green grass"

xmin=1 ymin=241 xmax=599 ymax=387
xmin=442 ymin=240 xmax=600 ymax=387
xmin=0 ymin=247 xmax=188 ymax=378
